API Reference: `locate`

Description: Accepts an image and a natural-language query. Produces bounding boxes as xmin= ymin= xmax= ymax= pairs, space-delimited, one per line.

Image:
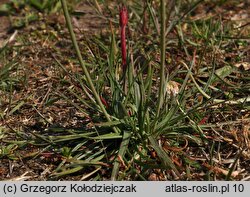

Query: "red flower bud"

xmin=119 ymin=6 xmax=128 ymax=27
xmin=119 ymin=5 xmax=128 ymax=72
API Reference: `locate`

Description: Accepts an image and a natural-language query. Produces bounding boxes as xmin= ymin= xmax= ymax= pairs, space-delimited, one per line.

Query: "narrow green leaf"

xmin=210 ymin=65 xmax=234 ymax=84
xmin=148 ymin=135 xmax=181 ymax=178
xmin=8 ymin=100 xmax=25 ymax=116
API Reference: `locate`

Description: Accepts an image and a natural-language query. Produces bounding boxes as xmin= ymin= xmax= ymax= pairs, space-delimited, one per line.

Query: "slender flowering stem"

xmin=111 ymin=5 xmax=131 ymax=180
xmin=60 ymin=0 xmax=118 ymax=133
xmin=156 ymin=0 xmax=166 ymax=119
xmin=119 ymin=5 xmax=128 ymax=72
